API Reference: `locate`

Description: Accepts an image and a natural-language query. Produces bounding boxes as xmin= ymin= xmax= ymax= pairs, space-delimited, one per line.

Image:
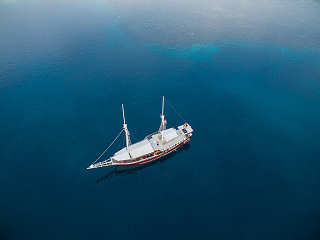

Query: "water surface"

xmin=1 ymin=0 xmax=320 ymax=239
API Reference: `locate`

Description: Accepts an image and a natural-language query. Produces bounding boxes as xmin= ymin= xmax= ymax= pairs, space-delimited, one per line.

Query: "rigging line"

xmin=166 ymin=99 xmax=186 ymax=122
xmin=91 ymin=129 xmax=124 ymax=165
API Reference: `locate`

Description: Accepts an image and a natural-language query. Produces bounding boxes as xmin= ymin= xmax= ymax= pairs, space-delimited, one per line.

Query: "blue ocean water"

xmin=1 ymin=0 xmax=320 ymax=239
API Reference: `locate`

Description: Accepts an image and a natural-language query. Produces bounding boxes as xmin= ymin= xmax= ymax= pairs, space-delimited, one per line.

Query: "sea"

xmin=1 ymin=0 xmax=320 ymax=239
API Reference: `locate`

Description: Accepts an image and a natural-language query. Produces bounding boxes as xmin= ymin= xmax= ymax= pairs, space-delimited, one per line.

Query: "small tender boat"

xmin=87 ymin=97 xmax=193 ymax=170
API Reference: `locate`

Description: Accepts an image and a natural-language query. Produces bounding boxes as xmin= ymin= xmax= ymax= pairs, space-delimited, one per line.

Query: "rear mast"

xmin=122 ymin=104 xmax=131 ymax=150
xmin=159 ymin=96 xmax=167 ymax=141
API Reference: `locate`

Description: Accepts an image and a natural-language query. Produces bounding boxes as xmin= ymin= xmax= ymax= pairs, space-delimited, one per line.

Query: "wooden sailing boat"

xmin=87 ymin=97 xmax=193 ymax=169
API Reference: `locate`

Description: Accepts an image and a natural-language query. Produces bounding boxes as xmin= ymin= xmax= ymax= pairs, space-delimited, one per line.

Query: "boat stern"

xmin=178 ymin=122 xmax=193 ymax=138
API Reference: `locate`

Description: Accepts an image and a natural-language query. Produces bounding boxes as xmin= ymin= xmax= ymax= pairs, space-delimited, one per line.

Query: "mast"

xmin=122 ymin=104 xmax=131 ymax=150
xmin=159 ymin=96 xmax=167 ymax=140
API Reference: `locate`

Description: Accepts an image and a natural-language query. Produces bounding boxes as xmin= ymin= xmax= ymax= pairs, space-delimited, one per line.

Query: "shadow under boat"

xmin=96 ymin=142 xmax=191 ymax=183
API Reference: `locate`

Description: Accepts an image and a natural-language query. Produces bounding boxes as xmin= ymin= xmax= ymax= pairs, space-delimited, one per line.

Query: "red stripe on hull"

xmin=118 ymin=137 xmax=191 ymax=166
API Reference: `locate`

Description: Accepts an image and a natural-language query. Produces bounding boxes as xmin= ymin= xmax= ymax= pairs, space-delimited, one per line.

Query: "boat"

xmin=87 ymin=96 xmax=193 ymax=170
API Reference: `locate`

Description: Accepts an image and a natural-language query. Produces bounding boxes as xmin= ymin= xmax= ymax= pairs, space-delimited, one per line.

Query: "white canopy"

xmin=162 ymin=128 xmax=178 ymax=142
xmin=129 ymin=139 xmax=154 ymax=158
xmin=113 ymin=139 xmax=154 ymax=160
xmin=113 ymin=148 xmax=131 ymax=161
